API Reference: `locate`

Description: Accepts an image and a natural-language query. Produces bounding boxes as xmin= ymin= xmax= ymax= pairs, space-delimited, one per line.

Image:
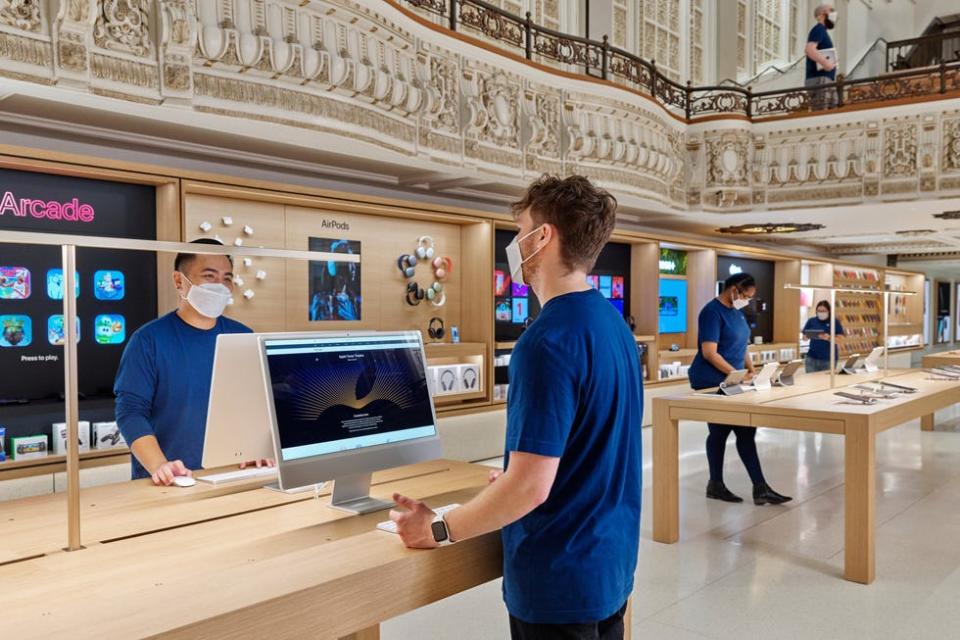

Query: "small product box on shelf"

xmin=458 ymin=364 xmax=481 ymax=393
xmin=52 ymin=421 xmax=91 ymax=455
xmin=426 ymin=366 xmax=439 ymax=397
xmin=434 ymin=365 xmax=462 ymax=395
xmin=92 ymin=421 xmax=126 ymax=450
xmin=11 ymin=435 xmax=48 ymax=461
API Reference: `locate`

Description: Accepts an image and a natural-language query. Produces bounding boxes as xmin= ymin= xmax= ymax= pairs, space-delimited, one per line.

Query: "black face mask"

xmin=825 ymin=18 xmax=835 ymax=30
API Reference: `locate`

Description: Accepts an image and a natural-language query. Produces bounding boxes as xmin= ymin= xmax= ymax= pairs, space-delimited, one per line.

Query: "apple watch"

xmin=431 ymin=513 xmax=455 ymax=546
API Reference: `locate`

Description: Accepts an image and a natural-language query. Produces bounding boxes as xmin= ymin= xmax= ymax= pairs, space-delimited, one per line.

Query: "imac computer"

xmin=260 ymin=331 xmax=442 ymax=514
xmin=202 ymin=333 xmax=278 ymax=470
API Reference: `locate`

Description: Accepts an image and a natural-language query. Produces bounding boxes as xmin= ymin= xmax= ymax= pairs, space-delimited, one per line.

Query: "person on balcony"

xmin=805 ymin=4 xmax=839 ymax=110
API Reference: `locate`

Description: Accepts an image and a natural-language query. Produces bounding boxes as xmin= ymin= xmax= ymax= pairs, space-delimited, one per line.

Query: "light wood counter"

xmin=0 ymin=460 xmax=505 ymax=639
xmin=653 ymin=369 xmax=960 ymax=585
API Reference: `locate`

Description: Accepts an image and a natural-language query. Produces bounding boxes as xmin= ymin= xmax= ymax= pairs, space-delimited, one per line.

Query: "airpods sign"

xmin=0 ymin=191 xmax=96 ymax=223
xmin=0 ymin=167 xmax=154 ymax=239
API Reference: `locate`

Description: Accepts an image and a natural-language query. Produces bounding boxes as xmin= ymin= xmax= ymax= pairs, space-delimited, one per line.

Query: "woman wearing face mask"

xmin=688 ymin=273 xmax=792 ymax=506
xmin=802 ymin=300 xmax=844 ymax=373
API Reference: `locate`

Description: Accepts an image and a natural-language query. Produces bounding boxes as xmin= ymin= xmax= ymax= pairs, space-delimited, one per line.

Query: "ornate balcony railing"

xmin=398 ymin=0 xmax=960 ymax=121
xmin=887 ymin=30 xmax=960 ymax=72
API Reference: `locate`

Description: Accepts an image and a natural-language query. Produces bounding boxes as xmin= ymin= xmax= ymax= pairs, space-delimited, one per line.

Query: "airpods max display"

xmin=416 ymin=236 xmax=435 ymax=260
xmin=428 ymin=316 xmax=445 ymax=341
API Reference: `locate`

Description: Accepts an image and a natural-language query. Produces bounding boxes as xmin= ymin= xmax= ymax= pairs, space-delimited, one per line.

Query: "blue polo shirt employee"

xmin=802 ymin=300 xmax=845 ymax=373
xmin=688 ymin=273 xmax=792 ymax=507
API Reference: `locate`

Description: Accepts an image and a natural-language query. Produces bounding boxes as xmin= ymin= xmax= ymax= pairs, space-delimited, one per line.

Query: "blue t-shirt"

xmin=803 ymin=316 xmax=844 ymax=361
xmin=503 ymin=289 xmax=643 ymax=625
xmin=689 ymin=298 xmax=751 ymax=390
xmin=114 ymin=311 xmax=252 ymax=479
xmin=806 ymin=23 xmax=836 ymax=80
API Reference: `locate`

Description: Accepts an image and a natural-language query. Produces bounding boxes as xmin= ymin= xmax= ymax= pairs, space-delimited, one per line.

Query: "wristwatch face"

xmin=431 ymin=520 xmax=449 ymax=543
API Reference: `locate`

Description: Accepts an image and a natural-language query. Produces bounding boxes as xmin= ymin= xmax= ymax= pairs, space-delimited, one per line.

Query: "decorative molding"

xmin=0 ymin=0 xmax=41 ymax=32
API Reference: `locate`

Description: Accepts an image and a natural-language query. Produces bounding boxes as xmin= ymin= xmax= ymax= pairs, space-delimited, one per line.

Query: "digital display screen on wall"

xmin=659 ymin=248 xmax=688 ymax=275
xmin=658 ymin=278 xmax=688 ymax=334
xmin=493 ymin=231 xmax=631 ymax=341
xmin=0 ymin=168 xmax=157 ymax=401
xmin=308 ymin=237 xmax=362 ymax=321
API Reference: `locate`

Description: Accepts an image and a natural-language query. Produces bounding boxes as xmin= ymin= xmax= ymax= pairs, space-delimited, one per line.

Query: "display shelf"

xmin=424 ymin=342 xmax=486 ymax=361
xmin=0 ymin=448 xmax=130 ymax=481
xmin=434 ymin=392 xmax=488 ymax=407
xmin=494 ymin=341 xmax=517 ymax=350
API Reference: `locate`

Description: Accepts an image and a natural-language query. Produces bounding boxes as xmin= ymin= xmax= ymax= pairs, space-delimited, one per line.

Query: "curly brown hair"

xmin=510 ymin=174 xmax=617 ymax=273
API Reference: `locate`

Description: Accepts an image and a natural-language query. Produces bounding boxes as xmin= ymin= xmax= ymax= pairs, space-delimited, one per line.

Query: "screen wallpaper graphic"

xmin=267 ymin=347 xmax=435 ymax=452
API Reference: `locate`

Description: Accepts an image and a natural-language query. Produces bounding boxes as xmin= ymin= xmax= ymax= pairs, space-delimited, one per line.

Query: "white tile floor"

xmin=383 ymin=406 xmax=960 ymax=639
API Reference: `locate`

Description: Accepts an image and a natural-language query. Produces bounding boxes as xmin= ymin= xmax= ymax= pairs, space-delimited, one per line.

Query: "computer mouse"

xmin=172 ymin=476 xmax=196 ymax=488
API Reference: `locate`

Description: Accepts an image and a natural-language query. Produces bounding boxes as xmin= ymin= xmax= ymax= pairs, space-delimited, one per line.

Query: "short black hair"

xmin=816 ymin=300 xmax=831 ymax=314
xmin=174 ymin=238 xmax=233 ymax=273
xmin=722 ymin=272 xmax=756 ymax=291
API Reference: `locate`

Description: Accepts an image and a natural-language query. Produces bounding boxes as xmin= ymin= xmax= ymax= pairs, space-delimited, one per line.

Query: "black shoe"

xmin=706 ymin=480 xmax=743 ymax=503
xmin=753 ymin=482 xmax=793 ymax=506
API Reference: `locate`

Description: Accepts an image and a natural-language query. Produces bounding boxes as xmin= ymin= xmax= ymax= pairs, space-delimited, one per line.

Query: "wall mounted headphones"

xmin=406 ymin=281 xmax=424 ymax=306
xmin=397 ymin=254 xmax=417 ymax=278
xmin=462 ymin=367 xmax=478 ymax=390
xmin=432 ymin=256 xmax=453 ymax=281
xmin=416 ymin=236 xmax=435 ymax=260
xmin=428 ymin=317 xmax=445 ymax=341
xmin=440 ymin=369 xmax=457 ymax=392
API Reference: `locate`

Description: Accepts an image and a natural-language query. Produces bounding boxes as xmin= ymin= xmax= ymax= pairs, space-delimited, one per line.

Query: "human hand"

xmin=389 ymin=493 xmax=438 ymax=549
xmin=822 ymin=58 xmax=836 ymax=72
xmin=239 ymin=458 xmax=275 ymax=469
xmin=818 ymin=333 xmax=831 ymax=340
xmin=488 ymin=469 xmax=504 ymax=484
xmin=743 ymin=371 xmax=755 ymax=383
xmin=151 ymin=460 xmax=191 ymax=486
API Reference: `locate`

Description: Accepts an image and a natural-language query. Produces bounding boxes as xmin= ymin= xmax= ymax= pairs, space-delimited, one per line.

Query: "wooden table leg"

xmin=653 ymin=401 xmax=680 ymax=544
xmin=844 ymin=421 xmax=876 ymax=584
xmin=921 ymin=413 xmax=935 ymax=431
xmin=340 ymin=625 xmax=379 ymax=640
xmin=623 ymin=597 xmax=633 ymax=639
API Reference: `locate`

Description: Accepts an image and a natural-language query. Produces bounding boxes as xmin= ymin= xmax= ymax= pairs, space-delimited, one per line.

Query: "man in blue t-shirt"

xmin=114 ymin=238 xmax=268 ymax=485
xmin=389 ymin=175 xmax=643 ymax=639
xmin=805 ymin=4 xmax=838 ymax=110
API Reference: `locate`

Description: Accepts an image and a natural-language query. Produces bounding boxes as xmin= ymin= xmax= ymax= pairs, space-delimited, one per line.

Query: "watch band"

xmin=431 ymin=513 xmax=455 ymax=546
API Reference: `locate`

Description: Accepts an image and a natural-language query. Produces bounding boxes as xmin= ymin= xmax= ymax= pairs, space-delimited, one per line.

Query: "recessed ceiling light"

xmin=716 ymin=223 xmax=825 ymax=234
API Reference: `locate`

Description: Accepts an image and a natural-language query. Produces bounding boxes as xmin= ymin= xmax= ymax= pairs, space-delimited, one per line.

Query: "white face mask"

xmin=179 ymin=273 xmax=231 ymax=319
xmin=828 ymin=11 xmax=838 ymax=23
xmin=506 ymin=225 xmax=546 ymax=288
xmin=732 ymin=298 xmax=750 ymax=311
xmin=817 ymin=311 xmax=829 ymax=321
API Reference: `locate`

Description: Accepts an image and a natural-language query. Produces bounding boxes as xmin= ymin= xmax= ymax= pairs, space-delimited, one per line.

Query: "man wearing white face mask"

xmin=114 ymin=238 xmax=262 ymax=486
xmin=389 ymin=175 xmax=643 ymax=639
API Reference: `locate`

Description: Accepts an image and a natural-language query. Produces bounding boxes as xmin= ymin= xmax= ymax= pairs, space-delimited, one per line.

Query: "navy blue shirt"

xmin=503 ymin=289 xmax=642 ymax=624
xmin=114 ymin=311 xmax=252 ymax=479
xmin=806 ymin=23 xmax=836 ymax=80
xmin=689 ymin=298 xmax=751 ymax=390
xmin=803 ymin=316 xmax=844 ymax=361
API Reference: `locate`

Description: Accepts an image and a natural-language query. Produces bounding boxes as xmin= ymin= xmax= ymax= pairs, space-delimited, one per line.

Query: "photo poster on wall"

xmin=308 ymin=237 xmax=362 ymax=321
xmin=0 ymin=167 xmax=157 ymax=401
xmin=658 ymin=278 xmax=688 ymax=334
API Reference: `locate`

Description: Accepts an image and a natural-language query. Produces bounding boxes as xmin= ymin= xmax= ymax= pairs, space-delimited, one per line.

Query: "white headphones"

xmin=416 ymin=236 xmax=435 ymax=260
xmin=440 ymin=369 xmax=456 ymax=392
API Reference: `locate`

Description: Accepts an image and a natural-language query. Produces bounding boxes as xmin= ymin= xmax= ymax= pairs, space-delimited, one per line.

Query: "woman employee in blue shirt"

xmin=688 ymin=273 xmax=792 ymax=506
xmin=802 ymin=300 xmax=844 ymax=372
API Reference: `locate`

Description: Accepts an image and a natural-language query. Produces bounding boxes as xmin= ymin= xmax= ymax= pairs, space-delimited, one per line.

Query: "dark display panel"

xmin=716 ymin=255 xmax=775 ymax=344
xmin=0 ymin=168 xmax=157 ymax=402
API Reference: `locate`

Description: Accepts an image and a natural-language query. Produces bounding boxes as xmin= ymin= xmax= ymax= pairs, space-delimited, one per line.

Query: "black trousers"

xmin=706 ymin=423 xmax=766 ymax=485
xmin=509 ymin=603 xmax=628 ymax=640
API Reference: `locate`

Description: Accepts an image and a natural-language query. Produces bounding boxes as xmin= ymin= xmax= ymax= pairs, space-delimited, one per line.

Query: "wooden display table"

xmin=921 ymin=351 xmax=960 ymax=369
xmin=0 ymin=460 xmax=504 ymax=639
xmin=652 ymin=369 xmax=960 ymax=585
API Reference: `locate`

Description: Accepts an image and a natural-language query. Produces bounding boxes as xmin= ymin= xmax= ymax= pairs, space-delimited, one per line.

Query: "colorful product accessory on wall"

xmin=397 ymin=254 xmax=417 ymax=279
xmin=46 ymin=269 xmax=79 ymax=300
xmin=428 ymin=316 xmax=445 ymax=341
xmin=406 ymin=281 xmax=425 ymax=306
xmin=432 ymin=256 xmax=453 ymax=281
xmin=0 ymin=315 xmax=32 ymax=347
xmin=48 ymin=315 xmax=80 ymax=345
xmin=94 ymin=314 xmax=126 ymax=345
xmin=415 ymin=236 xmax=435 ymax=260
xmin=0 ymin=266 xmax=30 ymax=299
xmin=93 ymin=270 xmax=125 ymax=301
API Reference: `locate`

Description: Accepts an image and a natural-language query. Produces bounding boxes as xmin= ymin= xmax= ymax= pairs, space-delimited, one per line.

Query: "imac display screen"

xmin=264 ymin=334 xmax=437 ymax=460
xmin=658 ymin=279 xmax=688 ymax=334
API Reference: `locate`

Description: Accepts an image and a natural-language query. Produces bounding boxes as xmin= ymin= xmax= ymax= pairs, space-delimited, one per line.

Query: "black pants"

xmin=509 ymin=603 xmax=628 ymax=640
xmin=706 ymin=423 xmax=766 ymax=485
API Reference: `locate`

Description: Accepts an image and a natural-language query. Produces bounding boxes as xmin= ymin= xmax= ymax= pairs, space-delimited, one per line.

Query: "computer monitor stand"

xmin=329 ymin=472 xmax=396 ymax=514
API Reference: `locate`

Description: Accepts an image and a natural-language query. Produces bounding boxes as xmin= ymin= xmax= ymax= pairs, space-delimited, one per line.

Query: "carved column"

xmin=159 ymin=0 xmax=197 ymax=102
xmin=54 ymin=0 xmax=97 ymax=85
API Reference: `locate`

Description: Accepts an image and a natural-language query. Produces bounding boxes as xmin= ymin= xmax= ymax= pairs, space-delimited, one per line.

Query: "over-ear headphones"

xmin=440 ymin=369 xmax=456 ymax=392
xmin=428 ymin=317 xmax=445 ymax=341
xmin=462 ymin=367 xmax=478 ymax=390
xmin=432 ymin=256 xmax=453 ymax=280
xmin=425 ymin=281 xmax=443 ymax=302
xmin=416 ymin=236 xmax=435 ymax=260
xmin=406 ymin=281 xmax=424 ymax=306
xmin=397 ymin=254 xmax=417 ymax=279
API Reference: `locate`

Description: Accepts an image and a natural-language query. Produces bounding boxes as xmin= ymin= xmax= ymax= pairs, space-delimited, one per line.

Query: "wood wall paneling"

xmin=774 ymin=260 xmax=801 ymax=345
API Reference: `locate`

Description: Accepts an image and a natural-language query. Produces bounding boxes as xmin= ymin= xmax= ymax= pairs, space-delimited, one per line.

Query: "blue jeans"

xmin=806 ymin=357 xmax=831 ymax=373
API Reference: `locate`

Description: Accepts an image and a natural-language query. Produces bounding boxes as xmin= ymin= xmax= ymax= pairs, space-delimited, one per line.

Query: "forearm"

xmin=443 ymin=472 xmax=545 ymax=542
xmin=705 ymin=352 xmax=735 ymax=375
xmin=130 ymin=436 xmax=168 ymax=475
